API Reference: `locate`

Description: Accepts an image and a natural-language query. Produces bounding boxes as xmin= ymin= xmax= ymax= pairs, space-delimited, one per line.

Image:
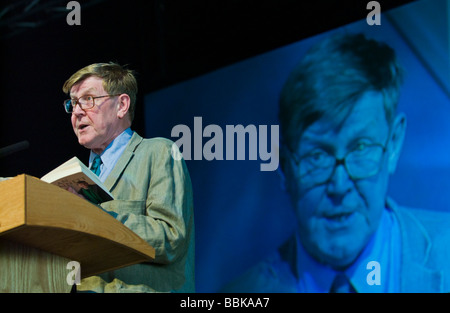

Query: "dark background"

xmin=0 ymin=0 xmax=413 ymax=177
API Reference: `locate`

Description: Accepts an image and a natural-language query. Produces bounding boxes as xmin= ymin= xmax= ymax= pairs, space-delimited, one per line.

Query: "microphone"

xmin=0 ymin=140 xmax=30 ymax=158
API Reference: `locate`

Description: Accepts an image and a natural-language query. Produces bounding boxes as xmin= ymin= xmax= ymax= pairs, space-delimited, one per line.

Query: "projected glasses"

xmin=288 ymin=140 xmax=388 ymax=187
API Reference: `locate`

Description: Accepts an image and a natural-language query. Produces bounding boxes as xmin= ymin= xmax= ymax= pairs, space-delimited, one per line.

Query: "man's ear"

xmin=117 ymin=94 xmax=130 ymax=119
xmin=387 ymin=112 xmax=407 ymax=174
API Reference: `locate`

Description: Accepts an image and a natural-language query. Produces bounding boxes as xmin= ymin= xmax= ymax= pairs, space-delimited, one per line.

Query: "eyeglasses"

xmin=287 ymin=140 xmax=388 ymax=188
xmin=63 ymin=94 xmax=120 ymax=113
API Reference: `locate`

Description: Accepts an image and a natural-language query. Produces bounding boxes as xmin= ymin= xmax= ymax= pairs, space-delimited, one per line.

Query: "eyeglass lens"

xmin=299 ymin=146 xmax=384 ymax=185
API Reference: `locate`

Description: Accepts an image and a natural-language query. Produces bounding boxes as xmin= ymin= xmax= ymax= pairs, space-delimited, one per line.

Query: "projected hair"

xmin=278 ymin=32 xmax=404 ymax=153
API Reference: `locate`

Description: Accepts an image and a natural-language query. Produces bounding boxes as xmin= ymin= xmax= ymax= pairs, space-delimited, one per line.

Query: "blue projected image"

xmin=144 ymin=0 xmax=450 ymax=292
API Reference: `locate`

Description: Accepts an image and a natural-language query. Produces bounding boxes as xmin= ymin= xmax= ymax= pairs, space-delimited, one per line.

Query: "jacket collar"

xmin=387 ymin=198 xmax=443 ymax=292
xmin=103 ymin=132 xmax=143 ymax=191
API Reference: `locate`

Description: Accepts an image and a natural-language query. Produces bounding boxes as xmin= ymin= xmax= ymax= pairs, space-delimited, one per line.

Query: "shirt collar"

xmin=89 ymin=128 xmax=133 ymax=182
xmin=295 ymin=207 xmax=401 ymax=292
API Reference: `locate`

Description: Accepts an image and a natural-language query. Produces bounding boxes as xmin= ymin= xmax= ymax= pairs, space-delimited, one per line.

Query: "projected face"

xmin=284 ymin=91 xmax=405 ymax=269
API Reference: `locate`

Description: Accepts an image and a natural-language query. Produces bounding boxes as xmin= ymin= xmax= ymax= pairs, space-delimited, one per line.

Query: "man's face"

xmin=284 ymin=91 xmax=405 ymax=269
xmin=70 ymin=76 xmax=123 ymax=154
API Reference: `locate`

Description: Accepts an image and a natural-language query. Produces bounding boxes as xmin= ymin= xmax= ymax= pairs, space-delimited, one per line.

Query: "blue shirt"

xmin=295 ymin=207 xmax=402 ymax=292
xmin=89 ymin=128 xmax=133 ymax=183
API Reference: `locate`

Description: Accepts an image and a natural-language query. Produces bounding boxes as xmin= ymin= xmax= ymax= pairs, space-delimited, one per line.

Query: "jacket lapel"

xmin=103 ymin=132 xmax=143 ymax=192
xmin=389 ymin=199 xmax=443 ymax=292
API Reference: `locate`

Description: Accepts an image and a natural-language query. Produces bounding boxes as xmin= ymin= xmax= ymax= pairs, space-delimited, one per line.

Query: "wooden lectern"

xmin=0 ymin=174 xmax=155 ymax=293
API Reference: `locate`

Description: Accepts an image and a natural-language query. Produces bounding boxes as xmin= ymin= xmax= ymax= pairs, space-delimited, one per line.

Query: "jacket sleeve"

xmin=102 ymin=138 xmax=194 ymax=265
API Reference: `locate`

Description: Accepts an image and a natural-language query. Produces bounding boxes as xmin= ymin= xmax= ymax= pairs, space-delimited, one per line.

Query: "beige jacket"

xmin=78 ymin=133 xmax=195 ymax=293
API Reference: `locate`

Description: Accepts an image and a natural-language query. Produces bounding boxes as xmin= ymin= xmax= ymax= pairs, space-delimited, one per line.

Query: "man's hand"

xmin=65 ymin=186 xmax=117 ymax=218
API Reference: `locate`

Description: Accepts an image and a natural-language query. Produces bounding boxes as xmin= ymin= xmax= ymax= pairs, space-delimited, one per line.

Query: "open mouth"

xmin=325 ymin=212 xmax=353 ymax=222
xmin=322 ymin=211 xmax=356 ymax=229
xmin=78 ymin=124 xmax=90 ymax=130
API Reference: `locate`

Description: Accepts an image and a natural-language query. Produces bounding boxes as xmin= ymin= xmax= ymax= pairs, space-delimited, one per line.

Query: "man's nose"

xmin=326 ymin=163 xmax=354 ymax=198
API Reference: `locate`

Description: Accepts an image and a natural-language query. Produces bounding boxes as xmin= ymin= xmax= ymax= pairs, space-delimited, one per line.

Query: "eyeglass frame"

xmin=63 ymin=94 xmax=121 ymax=113
xmin=284 ymin=134 xmax=391 ymax=187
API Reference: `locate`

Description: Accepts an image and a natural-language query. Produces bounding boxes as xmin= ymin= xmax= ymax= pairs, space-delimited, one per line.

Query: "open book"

xmin=41 ymin=156 xmax=113 ymax=204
